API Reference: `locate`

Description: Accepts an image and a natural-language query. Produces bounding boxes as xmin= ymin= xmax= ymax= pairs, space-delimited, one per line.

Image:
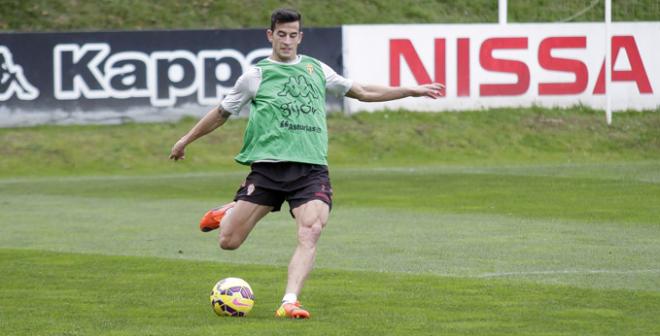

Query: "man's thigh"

xmin=220 ymin=200 xmax=273 ymax=240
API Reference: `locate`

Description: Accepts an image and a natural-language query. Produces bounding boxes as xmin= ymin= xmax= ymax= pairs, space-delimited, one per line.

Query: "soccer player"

xmin=169 ymin=8 xmax=443 ymax=319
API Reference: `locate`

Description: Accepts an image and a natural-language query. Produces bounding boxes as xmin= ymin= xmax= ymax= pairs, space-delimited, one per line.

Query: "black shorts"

xmin=234 ymin=162 xmax=333 ymax=213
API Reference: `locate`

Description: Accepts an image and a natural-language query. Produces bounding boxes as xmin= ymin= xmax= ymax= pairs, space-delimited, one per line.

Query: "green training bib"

xmin=234 ymin=56 xmax=328 ymax=165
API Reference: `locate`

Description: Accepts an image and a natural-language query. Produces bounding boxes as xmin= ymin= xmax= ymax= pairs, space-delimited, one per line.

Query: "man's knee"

xmin=218 ymin=234 xmax=241 ymax=250
xmin=297 ymin=219 xmax=325 ymax=248
xmin=302 ymin=220 xmax=324 ymax=236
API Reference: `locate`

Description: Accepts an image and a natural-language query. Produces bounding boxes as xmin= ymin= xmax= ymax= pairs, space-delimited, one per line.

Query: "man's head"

xmin=270 ymin=8 xmax=302 ymax=31
xmin=267 ymin=8 xmax=303 ymax=62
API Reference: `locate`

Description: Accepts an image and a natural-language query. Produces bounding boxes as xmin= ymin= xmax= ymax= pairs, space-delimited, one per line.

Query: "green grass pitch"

xmin=1 ymin=109 xmax=659 ymax=335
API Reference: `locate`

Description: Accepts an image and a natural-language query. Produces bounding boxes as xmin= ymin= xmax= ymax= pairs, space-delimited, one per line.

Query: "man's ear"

xmin=298 ymin=31 xmax=304 ymax=44
xmin=266 ymin=29 xmax=273 ymax=43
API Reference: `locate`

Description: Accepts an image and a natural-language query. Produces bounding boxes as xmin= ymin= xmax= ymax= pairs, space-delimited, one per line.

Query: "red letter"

xmin=479 ymin=37 xmax=530 ymax=96
xmin=612 ymin=36 xmax=653 ymax=93
xmin=538 ymin=37 xmax=588 ymax=95
xmin=593 ymin=35 xmax=653 ymax=94
xmin=457 ymin=38 xmax=470 ymax=97
xmin=434 ymin=38 xmax=446 ymax=96
xmin=390 ymin=39 xmax=432 ymax=86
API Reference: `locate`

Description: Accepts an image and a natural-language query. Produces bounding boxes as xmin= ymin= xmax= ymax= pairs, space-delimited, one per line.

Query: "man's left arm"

xmin=345 ymin=82 xmax=444 ymax=102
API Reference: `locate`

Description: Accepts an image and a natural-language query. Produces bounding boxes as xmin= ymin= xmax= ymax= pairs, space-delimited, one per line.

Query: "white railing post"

xmin=499 ymin=0 xmax=508 ymax=25
xmin=605 ymin=0 xmax=612 ymax=125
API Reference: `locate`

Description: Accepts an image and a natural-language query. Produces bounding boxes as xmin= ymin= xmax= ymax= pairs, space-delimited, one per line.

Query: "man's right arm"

xmin=169 ymin=67 xmax=259 ymax=161
xmin=169 ymin=106 xmax=232 ymax=161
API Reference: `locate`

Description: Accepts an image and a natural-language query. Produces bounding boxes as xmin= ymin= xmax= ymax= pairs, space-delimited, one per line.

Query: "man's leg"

xmin=287 ymin=199 xmax=329 ymax=293
xmin=276 ymin=199 xmax=329 ymax=318
xmin=218 ymin=200 xmax=273 ymax=250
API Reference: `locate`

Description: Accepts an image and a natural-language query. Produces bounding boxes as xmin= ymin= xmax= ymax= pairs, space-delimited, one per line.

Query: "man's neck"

xmin=269 ymin=54 xmax=301 ymax=64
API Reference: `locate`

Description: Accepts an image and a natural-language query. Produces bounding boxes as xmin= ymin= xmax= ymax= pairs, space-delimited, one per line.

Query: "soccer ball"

xmin=210 ymin=277 xmax=255 ymax=317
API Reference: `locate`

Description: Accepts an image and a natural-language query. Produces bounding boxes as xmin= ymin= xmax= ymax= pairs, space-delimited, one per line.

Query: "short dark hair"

xmin=270 ymin=8 xmax=302 ymax=31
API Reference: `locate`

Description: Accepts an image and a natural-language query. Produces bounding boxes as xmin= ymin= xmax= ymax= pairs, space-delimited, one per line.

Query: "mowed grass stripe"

xmin=1 ymin=193 xmax=658 ymax=291
xmin=1 ymin=248 xmax=658 ymax=336
xmin=2 ymin=167 xmax=659 ymax=225
xmin=1 ymin=160 xmax=660 ymax=184
xmin=337 ymin=171 xmax=660 ymax=225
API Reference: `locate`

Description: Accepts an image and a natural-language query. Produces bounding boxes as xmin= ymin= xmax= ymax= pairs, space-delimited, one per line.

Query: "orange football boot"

xmin=199 ymin=201 xmax=236 ymax=232
xmin=275 ymin=301 xmax=310 ymax=319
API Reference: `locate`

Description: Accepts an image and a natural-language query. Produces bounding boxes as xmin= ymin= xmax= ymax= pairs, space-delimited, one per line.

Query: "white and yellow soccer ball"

xmin=210 ymin=277 xmax=255 ymax=317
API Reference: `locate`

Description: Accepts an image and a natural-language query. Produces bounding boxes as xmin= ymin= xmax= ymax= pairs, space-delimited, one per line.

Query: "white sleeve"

xmin=220 ymin=66 xmax=261 ymax=115
xmin=321 ymin=62 xmax=353 ymax=97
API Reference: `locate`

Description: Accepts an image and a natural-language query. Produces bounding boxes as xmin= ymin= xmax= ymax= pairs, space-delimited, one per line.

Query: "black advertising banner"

xmin=0 ymin=27 xmax=342 ymax=126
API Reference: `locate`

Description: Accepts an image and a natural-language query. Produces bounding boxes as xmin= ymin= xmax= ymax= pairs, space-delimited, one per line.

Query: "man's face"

xmin=267 ymin=21 xmax=303 ymax=62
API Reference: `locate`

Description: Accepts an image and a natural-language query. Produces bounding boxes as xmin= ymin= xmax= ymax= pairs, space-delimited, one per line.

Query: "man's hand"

xmin=169 ymin=139 xmax=187 ymax=161
xmin=410 ymin=83 xmax=445 ymax=99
